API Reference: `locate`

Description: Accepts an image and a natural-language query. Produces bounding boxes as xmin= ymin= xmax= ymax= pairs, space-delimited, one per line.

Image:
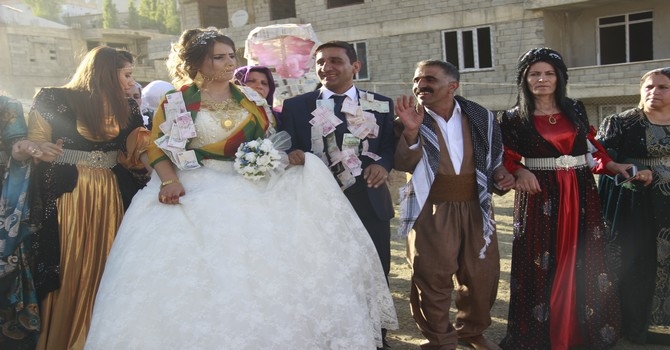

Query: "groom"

xmin=279 ymin=40 xmax=395 ymax=349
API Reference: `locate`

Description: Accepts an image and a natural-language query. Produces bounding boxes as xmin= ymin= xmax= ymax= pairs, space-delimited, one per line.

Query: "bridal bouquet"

xmin=234 ymin=131 xmax=291 ymax=181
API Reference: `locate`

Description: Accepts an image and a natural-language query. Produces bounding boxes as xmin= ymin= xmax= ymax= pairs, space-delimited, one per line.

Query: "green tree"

xmin=136 ymin=0 xmax=180 ymax=33
xmin=102 ymin=0 xmax=120 ymax=28
xmin=138 ymin=0 xmax=157 ymax=29
xmin=163 ymin=0 xmax=180 ymax=35
xmin=127 ymin=1 xmax=140 ymax=29
xmin=153 ymin=0 xmax=166 ymax=32
xmin=25 ymin=0 xmax=62 ymax=22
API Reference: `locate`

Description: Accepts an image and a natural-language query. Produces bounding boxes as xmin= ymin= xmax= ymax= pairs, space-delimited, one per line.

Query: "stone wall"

xmin=0 ymin=26 xmax=84 ymax=100
xmin=176 ymin=0 xmax=670 ymax=127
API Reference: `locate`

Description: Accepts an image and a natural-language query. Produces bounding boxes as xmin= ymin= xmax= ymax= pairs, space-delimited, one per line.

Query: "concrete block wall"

xmin=343 ymin=1 xmax=541 ymax=109
xmin=569 ymin=59 xmax=670 ymax=99
xmin=147 ymin=38 xmax=175 ymax=61
xmin=175 ymin=0 xmax=669 ymax=117
xmin=145 ymin=35 xmax=178 ymax=82
xmin=180 ymin=2 xmax=201 ymax=32
xmin=0 ymin=26 xmax=83 ymax=100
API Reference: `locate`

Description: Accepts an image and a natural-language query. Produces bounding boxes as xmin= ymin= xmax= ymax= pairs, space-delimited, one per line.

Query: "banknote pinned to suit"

xmin=341 ymin=98 xmax=360 ymax=116
xmin=310 ymin=105 xmax=342 ymax=136
xmin=360 ymin=99 xmax=390 ymax=113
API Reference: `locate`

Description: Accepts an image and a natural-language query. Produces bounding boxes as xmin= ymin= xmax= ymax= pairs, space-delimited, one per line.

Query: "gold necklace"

xmin=201 ymin=90 xmax=244 ymax=130
xmin=535 ymin=108 xmax=559 ymax=125
xmin=200 ymin=98 xmax=247 ymax=130
xmin=546 ymin=114 xmax=558 ymax=125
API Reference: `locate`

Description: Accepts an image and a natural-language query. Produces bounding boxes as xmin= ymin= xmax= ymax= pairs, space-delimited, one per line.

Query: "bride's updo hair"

xmin=167 ymin=27 xmax=237 ymax=88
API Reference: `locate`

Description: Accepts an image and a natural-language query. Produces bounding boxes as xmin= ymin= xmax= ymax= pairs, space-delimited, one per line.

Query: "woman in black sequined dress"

xmin=597 ymin=67 xmax=670 ymax=345
xmin=497 ymin=48 xmax=631 ymax=350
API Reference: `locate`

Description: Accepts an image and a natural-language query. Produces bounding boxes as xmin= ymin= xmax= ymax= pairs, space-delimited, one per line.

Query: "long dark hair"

xmin=515 ymin=48 xmax=583 ymax=129
xmin=167 ymin=28 xmax=237 ymax=88
xmin=517 ymin=62 xmax=575 ymax=120
xmin=62 ymin=46 xmax=133 ymax=138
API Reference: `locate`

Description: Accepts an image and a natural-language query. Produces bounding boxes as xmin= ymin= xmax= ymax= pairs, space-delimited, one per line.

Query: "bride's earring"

xmin=194 ymin=71 xmax=204 ymax=85
xmin=194 ymin=71 xmax=207 ymax=91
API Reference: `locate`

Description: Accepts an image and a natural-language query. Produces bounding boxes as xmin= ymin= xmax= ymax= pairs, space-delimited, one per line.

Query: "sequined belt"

xmin=629 ymin=156 xmax=670 ymax=167
xmin=55 ymin=149 xmax=118 ymax=168
xmin=524 ymin=154 xmax=588 ymax=170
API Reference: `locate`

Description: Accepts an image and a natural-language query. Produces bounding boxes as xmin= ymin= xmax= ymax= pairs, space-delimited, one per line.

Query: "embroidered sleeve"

xmin=595 ymin=113 xmax=624 ymax=151
xmin=27 ymin=109 xmax=52 ymax=143
xmin=147 ymin=96 xmax=170 ymax=167
xmin=118 ymin=127 xmax=151 ymax=169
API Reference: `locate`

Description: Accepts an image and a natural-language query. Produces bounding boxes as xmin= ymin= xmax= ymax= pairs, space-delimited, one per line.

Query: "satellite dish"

xmin=231 ymin=10 xmax=249 ymax=28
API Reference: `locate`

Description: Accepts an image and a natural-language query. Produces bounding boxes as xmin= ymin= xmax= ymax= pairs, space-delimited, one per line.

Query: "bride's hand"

xmin=159 ymin=180 xmax=185 ymax=205
xmin=288 ymin=149 xmax=305 ymax=165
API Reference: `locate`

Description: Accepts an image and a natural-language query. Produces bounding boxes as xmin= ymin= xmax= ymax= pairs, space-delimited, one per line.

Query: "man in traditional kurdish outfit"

xmin=394 ymin=60 xmax=514 ymax=350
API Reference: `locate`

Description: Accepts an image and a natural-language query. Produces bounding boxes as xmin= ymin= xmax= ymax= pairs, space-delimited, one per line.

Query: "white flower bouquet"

xmin=233 ymin=131 xmax=291 ymax=180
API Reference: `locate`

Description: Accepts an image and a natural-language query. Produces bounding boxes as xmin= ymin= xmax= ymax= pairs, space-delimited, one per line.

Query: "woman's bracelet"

xmin=160 ymin=179 xmax=180 ymax=189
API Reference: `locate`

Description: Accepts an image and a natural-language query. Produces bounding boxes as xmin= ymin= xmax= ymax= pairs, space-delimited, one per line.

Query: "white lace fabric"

xmin=85 ymin=149 xmax=397 ymax=349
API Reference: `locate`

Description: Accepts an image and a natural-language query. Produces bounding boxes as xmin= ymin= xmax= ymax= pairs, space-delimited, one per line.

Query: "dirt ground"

xmin=384 ymin=190 xmax=670 ymax=350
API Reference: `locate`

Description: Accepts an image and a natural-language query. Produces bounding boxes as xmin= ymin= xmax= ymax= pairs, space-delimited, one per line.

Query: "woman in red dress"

xmin=498 ymin=48 xmax=631 ymax=350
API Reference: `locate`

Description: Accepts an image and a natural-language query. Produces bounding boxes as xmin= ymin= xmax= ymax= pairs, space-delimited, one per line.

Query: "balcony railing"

xmin=525 ymin=0 xmax=617 ymax=10
xmin=567 ymin=59 xmax=670 ymax=99
xmin=80 ymin=28 xmax=156 ymax=41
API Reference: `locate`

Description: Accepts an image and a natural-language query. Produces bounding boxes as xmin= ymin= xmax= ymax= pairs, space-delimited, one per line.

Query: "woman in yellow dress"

xmin=29 ymin=46 xmax=150 ymax=350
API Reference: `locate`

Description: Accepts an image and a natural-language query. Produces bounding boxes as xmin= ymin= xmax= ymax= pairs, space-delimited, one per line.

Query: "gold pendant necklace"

xmin=221 ymin=118 xmax=234 ymax=130
xmin=536 ymin=107 xmax=559 ymax=125
xmin=547 ymin=114 xmax=557 ymax=125
xmin=201 ymin=98 xmax=248 ymax=130
xmin=201 ymin=91 xmax=238 ymax=130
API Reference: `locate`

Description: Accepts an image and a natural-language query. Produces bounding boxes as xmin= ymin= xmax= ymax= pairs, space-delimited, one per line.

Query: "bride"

xmin=84 ymin=28 xmax=397 ymax=349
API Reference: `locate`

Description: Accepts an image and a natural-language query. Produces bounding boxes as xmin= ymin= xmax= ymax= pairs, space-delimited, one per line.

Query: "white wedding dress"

xmin=85 ymin=110 xmax=397 ymax=350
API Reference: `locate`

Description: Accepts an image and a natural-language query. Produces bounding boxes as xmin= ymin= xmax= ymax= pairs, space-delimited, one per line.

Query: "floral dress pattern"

xmin=0 ymin=96 xmax=38 ymax=350
xmin=598 ymin=108 xmax=670 ymax=342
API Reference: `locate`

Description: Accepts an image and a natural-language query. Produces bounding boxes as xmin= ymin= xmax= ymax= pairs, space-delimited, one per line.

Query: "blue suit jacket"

xmin=280 ymin=89 xmax=395 ymax=221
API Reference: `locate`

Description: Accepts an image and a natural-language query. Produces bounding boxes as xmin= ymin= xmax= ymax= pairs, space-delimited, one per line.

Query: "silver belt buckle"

xmin=86 ymin=150 xmax=109 ymax=168
xmin=555 ymin=155 xmax=577 ymax=170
